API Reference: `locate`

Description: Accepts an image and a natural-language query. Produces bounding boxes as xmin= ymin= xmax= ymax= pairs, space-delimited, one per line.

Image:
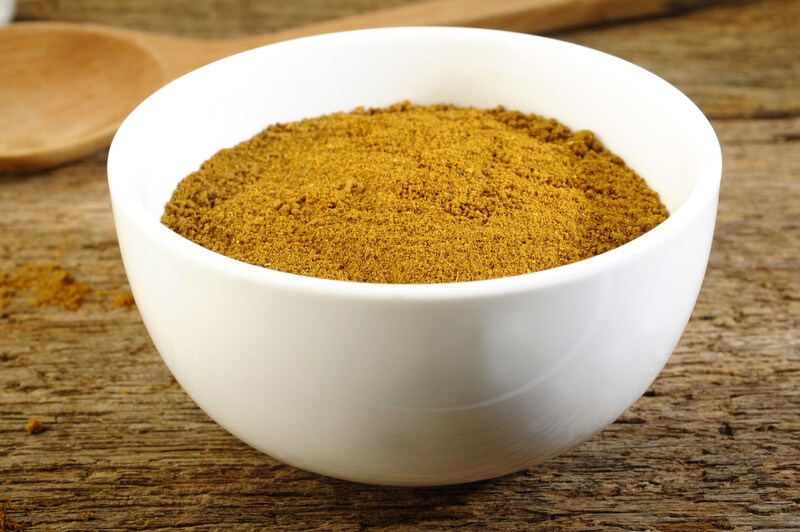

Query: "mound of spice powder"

xmin=161 ymin=102 xmax=668 ymax=283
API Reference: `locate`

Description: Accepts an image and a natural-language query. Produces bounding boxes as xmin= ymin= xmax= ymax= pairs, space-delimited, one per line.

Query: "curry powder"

xmin=0 ymin=264 xmax=90 ymax=310
xmin=161 ymin=102 xmax=668 ymax=284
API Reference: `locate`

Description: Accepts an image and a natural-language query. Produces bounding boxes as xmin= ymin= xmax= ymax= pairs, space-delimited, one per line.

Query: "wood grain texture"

xmin=2 ymin=0 xmax=798 ymax=529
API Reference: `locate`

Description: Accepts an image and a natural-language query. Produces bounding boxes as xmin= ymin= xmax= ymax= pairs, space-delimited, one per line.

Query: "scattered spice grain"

xmin=24 ymin=418 xmax=44 ymax=435
xmin=0 ymin=505 xmax=28 ymax=532
xmin=110 ymin=291 xmax=136 ymax=310
xmin=162 ymin=102 xmax=668 ymax=283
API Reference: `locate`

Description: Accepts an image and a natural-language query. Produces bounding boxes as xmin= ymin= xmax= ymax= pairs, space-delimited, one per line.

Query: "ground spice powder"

xmin=1 ymin=264 xmax=135 ymax=311
xmin=162 ymin=102 xmax=668 ymax=284
xmin=0 ymin=505 xmax=27 ymax=532
xmin=24 ymin=418 xmax=44 ymax=435
xmin=0 ymin=264 xmax=90 ymax=310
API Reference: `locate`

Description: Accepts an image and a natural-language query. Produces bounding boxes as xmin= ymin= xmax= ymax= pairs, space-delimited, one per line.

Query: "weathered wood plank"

xmin=1 ymin=0 xmax=798 ymax=529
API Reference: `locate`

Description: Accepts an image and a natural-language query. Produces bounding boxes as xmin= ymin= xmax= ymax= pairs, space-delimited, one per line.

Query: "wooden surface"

xmin=1 ymin=0 xmax=798 ymax=529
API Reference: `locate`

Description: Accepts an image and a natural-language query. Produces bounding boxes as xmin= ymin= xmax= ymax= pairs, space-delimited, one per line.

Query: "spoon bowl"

xmin=0 ymin=24 xmax=166 ymax=171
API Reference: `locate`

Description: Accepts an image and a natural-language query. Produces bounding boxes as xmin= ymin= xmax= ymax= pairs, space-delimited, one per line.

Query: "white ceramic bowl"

xmin=108 ymin=27 xmax=721 ymax=486
xmin=0 ymin=0 xmax=14 ymax=26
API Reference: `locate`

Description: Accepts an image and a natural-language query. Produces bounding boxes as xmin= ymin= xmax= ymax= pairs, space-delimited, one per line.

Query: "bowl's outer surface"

xmin=108 ymin=27 xmax=721 ymax=486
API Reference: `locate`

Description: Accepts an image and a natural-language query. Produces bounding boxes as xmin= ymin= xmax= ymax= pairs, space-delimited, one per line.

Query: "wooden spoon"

xmin=0 ymin=0 xmax=709 ymax=173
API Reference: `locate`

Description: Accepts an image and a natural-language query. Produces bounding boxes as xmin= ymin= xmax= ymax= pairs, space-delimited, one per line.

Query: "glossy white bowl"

xmin=108 ymin=27 xmax=721 ymax=486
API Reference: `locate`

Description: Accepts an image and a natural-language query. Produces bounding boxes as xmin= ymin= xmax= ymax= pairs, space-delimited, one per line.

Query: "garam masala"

xmin=161 ymin=102 xmax=668 ymax=283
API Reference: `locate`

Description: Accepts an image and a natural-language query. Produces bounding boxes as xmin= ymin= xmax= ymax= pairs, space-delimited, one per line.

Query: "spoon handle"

xmin=184 ymin=0 xmax=715 ymax=70
xmin=236 ymin=0 xmax=716 ymax=46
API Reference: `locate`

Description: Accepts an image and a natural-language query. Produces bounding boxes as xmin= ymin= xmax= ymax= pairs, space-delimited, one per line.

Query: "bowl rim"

xmin=108 ymin=26 xmax=722 ymax=301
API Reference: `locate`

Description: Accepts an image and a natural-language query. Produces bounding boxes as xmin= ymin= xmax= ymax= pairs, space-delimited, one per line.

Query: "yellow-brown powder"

xmin=161 ymin=102 xmax=668 ymax=284
xmin=1 ymin=264 xmax=90 ymax=310
xmin=1 ymin=264 xmax=135 ymax=311
xmin=24 ymin=418 xmax=44 ymax=435
xmin=110 ymin=292 xmax=136 ymax=310
xmin=0 ymin=504 xmax=28 ymax=532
